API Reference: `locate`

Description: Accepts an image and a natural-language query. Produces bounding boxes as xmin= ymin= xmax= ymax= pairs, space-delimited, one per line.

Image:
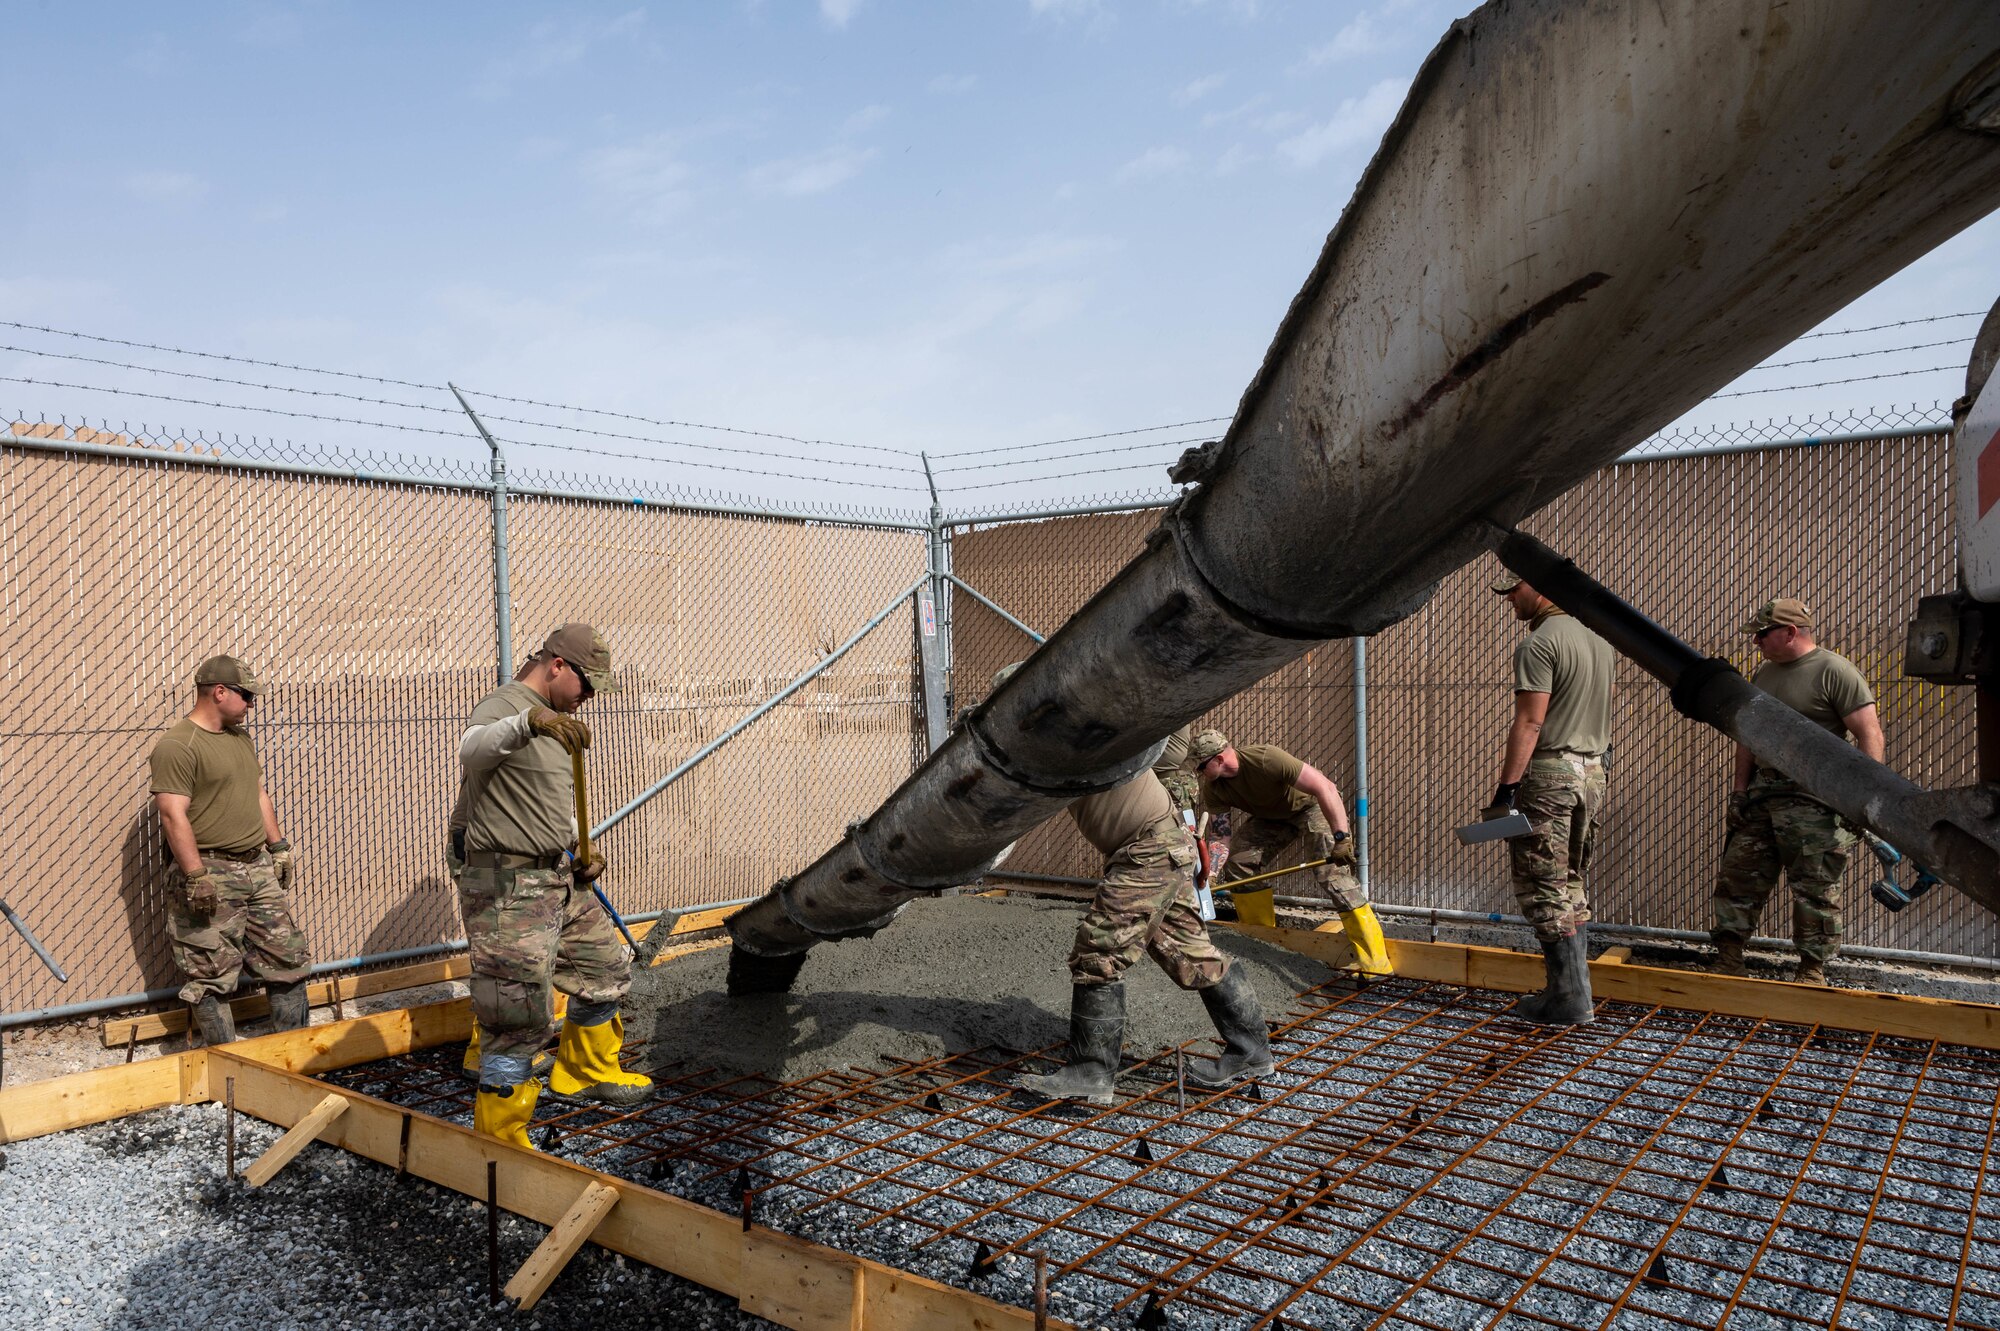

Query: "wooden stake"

xmin=504 ymin=1180 xmax=621 ymax=1310
xmin=241 ymin=1092 xmax=348 ymax=1187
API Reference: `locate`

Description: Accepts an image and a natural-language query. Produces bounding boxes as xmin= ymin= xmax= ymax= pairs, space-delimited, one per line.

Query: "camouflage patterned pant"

xmin=167 ymin=852 xmax=312 ymax=1004
xmin=1508 ymin=753 xmax=1605 ymax=941
xmin=1215 ymin=807 xmax=1364 ymax=910
xmin=1711 ymin=787 xmax=1854 ymax=964
xmin=1070 ymin=817 xmax=1229 ymax=990
xmin=458 ymin=865 xmax=631 ymax=1064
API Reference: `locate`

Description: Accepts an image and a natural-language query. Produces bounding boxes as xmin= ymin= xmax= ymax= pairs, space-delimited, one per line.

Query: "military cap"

xmin=537 ymin=623 xmax=621 ymax=693
xmin=194 ymin=655 xmax=264 ymax=696
xmin=1490 ymin=570 xmax=1524 ymax=594
xmin=1740 ymin=598 xmax=1813 ymax=634
xmin=1187 ymin=729 xmax=1230 ymax=766
xmin=991 ymin=662 xmax=1023 ymax=690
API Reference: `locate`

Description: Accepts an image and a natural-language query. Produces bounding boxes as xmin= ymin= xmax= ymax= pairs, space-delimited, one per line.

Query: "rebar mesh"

xmin=323 ymin=975 xmax=2000 ymax=1330
xmin=949 ymin=424 xmax=1987 ymax=960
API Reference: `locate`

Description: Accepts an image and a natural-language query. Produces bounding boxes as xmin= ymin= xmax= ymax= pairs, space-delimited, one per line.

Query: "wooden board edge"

xmin=213 ymin=1053 xmax=1067 ymax=1330
xmin=1256 ymin=928 xmax=2000 ymax=1049
xmin=0 ymin=1048 xmax=207 ymax=1144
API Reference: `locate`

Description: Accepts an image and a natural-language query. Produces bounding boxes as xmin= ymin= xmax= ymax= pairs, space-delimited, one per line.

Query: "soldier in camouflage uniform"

xmin=988 ymin=668 xmax=1269 ymax=1103
xmin=148 ymin=656 xmax=312 ymax=1046
xmin=1484 ymin=572 xmax=1615 ymax=1025
xmin=457 ymin=624 xmax=652 ymax=1149
xmin=1154 ymin=725 xmax=1200 ymax=814
xmin=1709 ymin=599 xmax=1882 ymax=986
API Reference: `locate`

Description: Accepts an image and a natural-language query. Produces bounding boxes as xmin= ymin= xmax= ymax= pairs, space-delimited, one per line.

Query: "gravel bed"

xmin=0 ymin=1103 xmax=780 ymax=1331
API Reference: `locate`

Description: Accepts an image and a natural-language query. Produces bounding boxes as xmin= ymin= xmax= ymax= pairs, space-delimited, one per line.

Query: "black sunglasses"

xmin=1753 ymin=624 xmax=1789 ymax=640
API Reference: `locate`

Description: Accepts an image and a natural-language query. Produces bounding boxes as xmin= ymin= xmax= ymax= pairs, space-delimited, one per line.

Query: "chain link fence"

xmin=949 ymin=408 xmax=1992 ymax=962
xmin=0 ymin=421 xmax=929 ymax=1018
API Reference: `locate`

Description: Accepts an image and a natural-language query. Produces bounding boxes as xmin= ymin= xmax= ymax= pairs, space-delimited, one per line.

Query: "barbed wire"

xmin=0 ymin=343 xmax=457 ymax=415
xmin=930 ymin=434 xmax=1214 ymax=475
xmin=0 ymin=375 xmax=476 ymax=440
xmin=1751 ymin=337 xmax=1972 ymax=372
xmin=0 ymin=320 xmax=442 ymax=391
xmin=475 ymin=409 xmax=916 ymax=474
xmin=454 ymin=386 xmax=908 ymax=458
xmin=491 ymin=430 xmax=927 ymax=491
xmin=1795 ymin=311 xmax=1984 ymax=340
xmin=1712 ymin=365 xmax=1960 ymax=400
xmin=928 ymin=416 xmax=1234 ymax=459
xmin=940 ymin=458 xmax=1180 ymax=492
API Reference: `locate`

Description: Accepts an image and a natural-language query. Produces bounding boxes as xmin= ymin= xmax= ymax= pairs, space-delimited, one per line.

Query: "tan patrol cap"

xmin=1740 ymin=598 xmax=1813 ymax=634
xmin=1490 ymin=571 xmax=1524 ymax=594
xmin=1187 ymin=729 xmax=1230 ymax=766
xmin=194 ymin=655 xmax=264 ymax=696
xmin=991 ymin=661 xmax=1023 ymax=690
xmin=537 ymin=623 xmax=621 ymax=693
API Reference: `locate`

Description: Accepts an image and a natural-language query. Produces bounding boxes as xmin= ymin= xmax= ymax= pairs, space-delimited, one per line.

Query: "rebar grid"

xmin=319 ymin=978 xmax=2000 ymax=1329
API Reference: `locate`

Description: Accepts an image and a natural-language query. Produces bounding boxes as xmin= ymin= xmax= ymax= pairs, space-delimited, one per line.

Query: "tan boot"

xmin=1793 ymin=959 xmax=1829 ymax=986
xmin=1712 ymin=936 xmax=1747 ymax=977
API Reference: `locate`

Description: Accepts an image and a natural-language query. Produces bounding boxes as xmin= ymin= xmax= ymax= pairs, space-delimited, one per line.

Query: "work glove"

xmin=1727 ymin=791 xmax=1751 ymax=832
xmin=267 ymin=838 xmax=295 ymax=891
xmin=572 ymin=849 xmax=606 ymax=886
xmin=180 ymin=869 xmax=220 ymax=918
xmin=1328 ymin=833 xmax=1358 ymax=869
xmin=527 ymin=706 xmax=591 ymax=754
xmin=1479 ymin=782 xmax=1520 ymax=823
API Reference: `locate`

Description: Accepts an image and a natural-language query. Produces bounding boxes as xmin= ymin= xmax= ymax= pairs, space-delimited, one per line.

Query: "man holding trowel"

xmin=992 ymin=666 xmax=1273 ymax=1104
xmin=1190 ymin=730 xmax=1392 ymax=974
xmin=149 ymin=655 xmax=313 ymax=1046
xmin=456 ymin=623 xmax=652 ymax=1150
xmin=1483 ymin=569 xmax=1614 ymax=1024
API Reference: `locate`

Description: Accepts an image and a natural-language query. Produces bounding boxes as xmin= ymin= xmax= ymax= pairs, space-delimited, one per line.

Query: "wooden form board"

xmin=101 ymin=906 xmax=738 ymax=1047
xmin=1246 ymin=928 xmax=2000 ymax=1050
xmin=0 ymin=1049 xmax=208 ymax=1144
xmin=505 ymin=1180 xmax=621 ymax=1309
xmin=208 ymin=1048 xmax=1067 ymax=1330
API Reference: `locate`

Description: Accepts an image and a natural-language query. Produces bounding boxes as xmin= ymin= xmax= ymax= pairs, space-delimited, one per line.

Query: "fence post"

xmin=451 ymin=384 xmax=512 ymax=683
xmin=915 ymin=452 xmax=949 ymax=751
xmin=1354 ymin=636 xmax=1370 ymax=894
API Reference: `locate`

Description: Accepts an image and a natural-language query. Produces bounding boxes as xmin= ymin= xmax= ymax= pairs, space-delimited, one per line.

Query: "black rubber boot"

xmin=1186 ymin=968 xmax=1276 ymax=1088
xmin=1508 ymin=930 xmax=1594 ymax=1025
xmin=192 ymin=994 xmax=237 ymax=1046
xmin=1018 ymin=982 xmax=1124 ymax=1106
xmin=266 ymin=980 xmax=309 ymax=1032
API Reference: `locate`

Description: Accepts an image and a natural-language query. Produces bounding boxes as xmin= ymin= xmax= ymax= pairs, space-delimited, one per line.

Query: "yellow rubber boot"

xmin=473 ymin=1080 xmax=540 ymax=1150
xmin=549 ymin=1014 xmax=653 ymax=1107
xmin=461 ymin=1023 xmax=481 ymax=1079
xmin=1339 ymin=904 xmax=1394 ymax=975
xmin=1232 ymin=888 xmax=1278 ymax=929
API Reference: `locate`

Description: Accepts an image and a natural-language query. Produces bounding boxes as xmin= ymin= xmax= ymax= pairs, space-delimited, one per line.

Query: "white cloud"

xmin=820 ymin=0 xmax=865 ymax=27
xmin=1113 ymin=146 xmax=1190 ymax=183
xmin=1029 ymin=0 xmax=1106 ymax=21
xmin=937 ymin=232 xmax=1119 ymax=277
xmin=928 ymin=73 xmax=977 ymax=94
xmin=1305 ymin=14 xmax=1392 ymax=64
xmin=1201 ymin=95 xmax=1267 ymax=128
xmin=125 ymin=171 xmax=206 ymax=204
xmin=747 ymin=145 xmax=877 ymax=196
xmin=843 ymin=104 xmax=891 ymax=134
xmin=475 ymin=10 xmax=647 ymax=100
xmin=1276 ymin=77 xmax=1407 ymax=168
xmin=1173 ymin=73 xmax=1227 ymax=106
xmin=581 ymin=134 xmax=695 ymax=221
xmin=1215 ymin=144 xmax=1257 ymax=176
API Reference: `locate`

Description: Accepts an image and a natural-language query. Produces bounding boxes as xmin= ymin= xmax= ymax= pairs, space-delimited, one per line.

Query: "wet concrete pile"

xmin=624 ymin=893 xmax=1335 ymax=1081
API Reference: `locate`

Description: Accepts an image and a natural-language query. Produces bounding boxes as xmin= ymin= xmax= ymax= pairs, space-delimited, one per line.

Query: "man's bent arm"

xmin=1845 ymin=704 xmax=1885 ymax=764
xmin=1295 ymin=763 xmax=1351 ymax=836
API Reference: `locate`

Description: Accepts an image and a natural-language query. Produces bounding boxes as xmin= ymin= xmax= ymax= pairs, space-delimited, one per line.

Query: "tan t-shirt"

xmin=1152 ymin=725 xmax=1192 ymax=781
xmin=458 ymin=682 xmax=575 ymax=856
xmin=1069 ymin=769 xmax=1175 ymax=857
xmin=1751 ymin=648 xmax=1875 ymax=777
xmin=1513 ymin=609 xmax=1615 ymax=757
xmin=1201 ymin=744 xmax=1313 ymax=821
xmin=148 ymin=718 xmax=266 ymax=854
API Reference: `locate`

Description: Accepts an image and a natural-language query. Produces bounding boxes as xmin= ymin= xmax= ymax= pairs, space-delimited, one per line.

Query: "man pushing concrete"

xmin=457 ymin=624 xmax=651 ymax=1149
xmin=149 ymin=656 xmax=312 ymax=1046
xmin=998 ymin=669 xmax=1273 ymax=1103
xmin=1190 ymin=730 xmax=1391 ymax=974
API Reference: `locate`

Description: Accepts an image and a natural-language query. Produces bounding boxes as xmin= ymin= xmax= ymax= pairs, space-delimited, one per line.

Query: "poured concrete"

xmin=625 ymin=894 xmax=1335 ymax=1081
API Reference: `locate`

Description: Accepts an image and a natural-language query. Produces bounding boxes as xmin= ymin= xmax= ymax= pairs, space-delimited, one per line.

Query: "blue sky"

xmin=3 ymin=1 xmax=1994 ymax=512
